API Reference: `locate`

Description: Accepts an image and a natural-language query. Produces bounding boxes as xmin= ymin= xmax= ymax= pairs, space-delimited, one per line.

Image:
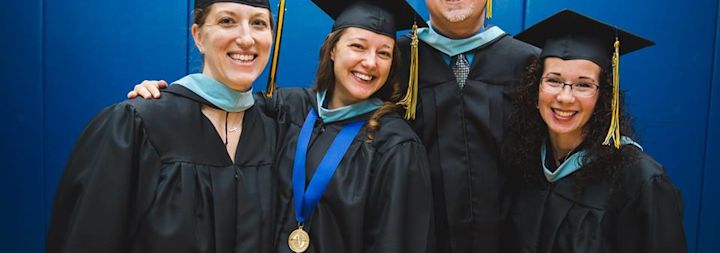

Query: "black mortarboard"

xmin=311 ymin=0 xmax=427 ymax=38
xmin=195 ymin=0 xmax=270 ymax=10
xmin=516 ymin=9 xmax=654 ymax=69
xmin=517 ymin=9 xmax=655 ymax=149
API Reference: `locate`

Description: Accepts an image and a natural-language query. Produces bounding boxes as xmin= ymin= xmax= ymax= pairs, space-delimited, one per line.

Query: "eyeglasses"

xmin=540 ymin=76 xmax=600 ymax=97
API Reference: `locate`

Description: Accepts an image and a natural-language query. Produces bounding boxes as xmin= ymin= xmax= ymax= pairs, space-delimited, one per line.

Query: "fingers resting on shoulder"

xmin=127 ymin=80 xmax=169 ymax=99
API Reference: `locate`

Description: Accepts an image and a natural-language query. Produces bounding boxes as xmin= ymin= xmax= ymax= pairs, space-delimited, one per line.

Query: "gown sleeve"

xmin=46 ymin=103 xmax=161 ymax=253
xmin=616 ymin=173 xmax=688 ymax=253
xmin=365 ymin=141 xmax=435 ymax=253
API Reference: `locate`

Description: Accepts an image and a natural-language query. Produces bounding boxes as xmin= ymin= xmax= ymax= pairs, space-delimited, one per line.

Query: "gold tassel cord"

xmin=602 ymin=38 xmax=621 ymax=149
xmin=266 ymin=0 xmax=286 ymax=98
xmin=398 ymin=23 xmax=419 ymax=120
xmin=486 ymin=0 xmax=492 ymax=19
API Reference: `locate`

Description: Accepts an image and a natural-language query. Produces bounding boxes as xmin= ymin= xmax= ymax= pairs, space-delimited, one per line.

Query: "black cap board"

xmin=311 ymin=0 xmax=427 ymax=38
xmin=516 ymin=9 xmax=654 ymax=69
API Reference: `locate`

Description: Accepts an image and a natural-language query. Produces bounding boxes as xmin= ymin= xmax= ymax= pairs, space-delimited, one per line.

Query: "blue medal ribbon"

xmin=292 ymin=108 xmax=365 ymax=225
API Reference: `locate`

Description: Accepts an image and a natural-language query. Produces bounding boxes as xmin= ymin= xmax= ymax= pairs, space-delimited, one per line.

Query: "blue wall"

xmin=1 ymin=0 xmax=43 ymax=252
xmin=699 ymin=0 xmax=720 ymax=250
xmin=1 ymin=0 xmax=718 ymax=252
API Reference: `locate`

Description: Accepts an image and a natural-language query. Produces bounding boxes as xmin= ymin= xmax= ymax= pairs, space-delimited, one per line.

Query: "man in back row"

xmin=399 ymin=0 xmax=538 ymax=252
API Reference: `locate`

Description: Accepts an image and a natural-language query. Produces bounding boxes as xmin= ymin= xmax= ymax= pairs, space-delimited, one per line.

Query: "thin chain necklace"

xmin=224 ymin=111 xmax=242 ymax=146
xmin=555 ymin=145 xmax=577 ymax=166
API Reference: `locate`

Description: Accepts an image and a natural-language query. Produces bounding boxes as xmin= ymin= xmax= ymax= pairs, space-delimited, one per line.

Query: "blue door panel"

xmin=489 ymin=0 xmax=527 ymax=34
xmin=698 ymin=3 xmax=720 ymax=252
xmin=42 ymin=0 xmax=189 ymax=235
xmin=0 ymin=0 xmax=45 ymax=252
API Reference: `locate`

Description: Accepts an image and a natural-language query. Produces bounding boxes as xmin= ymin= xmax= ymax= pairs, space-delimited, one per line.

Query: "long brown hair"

xmin=315 ymin=28 xmax=404 ymax=140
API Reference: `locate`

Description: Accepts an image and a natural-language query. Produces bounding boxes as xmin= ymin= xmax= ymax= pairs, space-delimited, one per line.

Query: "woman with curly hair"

xmin=503 ymin=10 xmax=687 ymax=253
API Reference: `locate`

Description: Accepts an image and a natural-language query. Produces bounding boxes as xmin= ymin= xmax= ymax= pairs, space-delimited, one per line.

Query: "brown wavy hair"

xmin=314 ymin=28 xmax=403 ymax=141
xmin=504 ymin=58 xmax=639 ymax=205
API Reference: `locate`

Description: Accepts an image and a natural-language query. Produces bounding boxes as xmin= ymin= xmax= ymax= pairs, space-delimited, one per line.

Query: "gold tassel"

xmin=602 ymin=37 xmax=621 ymax=149
xmin=398 ymin=23 xmax=419 ymax=120
xmin=266 ymin=0 xmax=286 ymax=98
xmin=486 ymin=0 xmax=492 ymax=19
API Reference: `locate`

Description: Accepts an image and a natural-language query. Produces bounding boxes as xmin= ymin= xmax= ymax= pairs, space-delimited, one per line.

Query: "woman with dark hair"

xmin=503 ymin=10 xmax=687 ymax=253
xmin=47 ymin=1 xmax=280 ymax=252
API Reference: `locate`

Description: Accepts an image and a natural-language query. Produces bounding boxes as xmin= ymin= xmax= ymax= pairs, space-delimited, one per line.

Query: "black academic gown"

xmin=397 ymin=34 xmax=540 ymax=252
xmin=263 ymin=88 xmax=434 ymax=253
xmin=508 ymin=147 xmax=687 ymax=253
xmin=46 ymin=85 xmax=280 ymax=253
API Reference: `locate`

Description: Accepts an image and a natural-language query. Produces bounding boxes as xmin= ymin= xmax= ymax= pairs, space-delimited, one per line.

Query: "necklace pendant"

xmin=288 ymin=225 xmax=310 ymax=253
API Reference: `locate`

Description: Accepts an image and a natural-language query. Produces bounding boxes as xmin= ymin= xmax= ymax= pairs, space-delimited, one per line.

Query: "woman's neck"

xmin=326 ymin=89 xmax=358 ymax=109
xmin=548 ymin=132 xmax=584 ymax=163
xmin=201 ymin=70 xmax=252 ymax=92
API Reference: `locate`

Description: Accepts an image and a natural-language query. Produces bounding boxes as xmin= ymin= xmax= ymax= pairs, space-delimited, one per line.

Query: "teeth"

xmin=353 ymin=72 xmax=372 ymax=81
xmin=229 ymin=54 xmax=254 ymax=61
xmin=554 ymin=109 xmax=575 ymax=117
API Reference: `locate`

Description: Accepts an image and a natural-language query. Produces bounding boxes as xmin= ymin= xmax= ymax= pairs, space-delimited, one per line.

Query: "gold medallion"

xmin=288 ymin=226 xmax=310 ymax=253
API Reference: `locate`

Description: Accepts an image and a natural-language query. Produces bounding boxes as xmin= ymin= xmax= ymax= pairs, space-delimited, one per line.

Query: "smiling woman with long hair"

xmin=265 ymin=1 xmax=434 ymax=252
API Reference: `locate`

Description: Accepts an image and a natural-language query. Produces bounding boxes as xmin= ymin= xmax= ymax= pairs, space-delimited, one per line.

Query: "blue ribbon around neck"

xmin=292 ymin=108 xmax=365 ymax=224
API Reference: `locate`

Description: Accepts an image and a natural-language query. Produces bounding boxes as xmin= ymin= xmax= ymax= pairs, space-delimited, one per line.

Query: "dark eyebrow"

xmin=545 ymin=72 xmax=597 ymax=82
xmin=545 ymin=72 xmax=561 ymax=76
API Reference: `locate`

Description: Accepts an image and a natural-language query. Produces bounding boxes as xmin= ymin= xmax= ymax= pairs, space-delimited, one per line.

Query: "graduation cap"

xmin=516 ymin=9 xmax=654 ymax=149
xmin=195 ymin=0 xmax=270 ymax=9
xmin=312 ymin=0 xmax=427 ymax=119
xmin=311 ymin=0 xmax=426 ymax=37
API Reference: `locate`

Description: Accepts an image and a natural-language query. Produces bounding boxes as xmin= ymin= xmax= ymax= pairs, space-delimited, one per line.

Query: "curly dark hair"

xmin=504 ymin=58 xmax=640 ymax=205
xmin=315 ymin=28 xmax=403 ymax=141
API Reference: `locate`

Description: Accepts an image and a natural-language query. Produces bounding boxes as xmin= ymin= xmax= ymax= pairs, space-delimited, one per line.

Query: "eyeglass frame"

xmin=539 ymin=74 xmax=601 ymax=97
